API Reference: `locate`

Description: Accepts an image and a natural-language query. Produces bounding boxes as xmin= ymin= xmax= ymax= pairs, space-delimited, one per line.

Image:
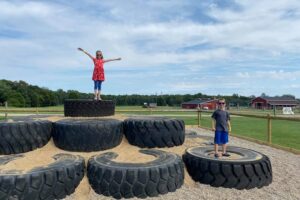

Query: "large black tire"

xmin=53 ymin=119 xmax=123 ymax=152
xmin=64 ymin=99 xmax=115 ymax=117
xmin=0 ymin=120 xmax=52 ymax=155
xmin=0 ymin=153 xmax=85 ymax=200
xmin=183 ymin=146 xmax=272 ymax=189
xmin=123 ymin=117 xmax=185 ymax=148
xmin=87 ymin=149 xmax=184 ymax=199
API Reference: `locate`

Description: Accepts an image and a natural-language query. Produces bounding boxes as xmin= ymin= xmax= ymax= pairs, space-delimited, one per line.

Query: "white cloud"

xmin=0 ymin=0 xmax=300 ymax=96
xmin=236 ymin=70 xmax=300 ymax=80
xmin=0 ymin=1 xmax=56 ymax=17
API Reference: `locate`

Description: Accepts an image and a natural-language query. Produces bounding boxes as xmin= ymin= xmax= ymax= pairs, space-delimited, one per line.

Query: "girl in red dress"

xmin=78 ymin=48 xmax=121 ymax=100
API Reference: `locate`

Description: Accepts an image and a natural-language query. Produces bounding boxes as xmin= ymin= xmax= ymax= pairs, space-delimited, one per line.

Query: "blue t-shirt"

xmin=211 ymin=109 xmax=230 ymax=132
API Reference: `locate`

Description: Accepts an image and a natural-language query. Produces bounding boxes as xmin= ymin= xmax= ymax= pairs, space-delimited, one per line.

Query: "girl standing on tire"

xmin=78 ymin=48 xmax=121 ymax=100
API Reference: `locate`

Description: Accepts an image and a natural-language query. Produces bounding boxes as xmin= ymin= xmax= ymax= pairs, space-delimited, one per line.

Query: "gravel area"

xmin=64 ymin=127 xmax=300 ymax=200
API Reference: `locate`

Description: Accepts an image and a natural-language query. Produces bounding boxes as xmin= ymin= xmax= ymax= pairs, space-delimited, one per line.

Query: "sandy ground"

xmin=1 ymin=115 xmax=299 ymax=200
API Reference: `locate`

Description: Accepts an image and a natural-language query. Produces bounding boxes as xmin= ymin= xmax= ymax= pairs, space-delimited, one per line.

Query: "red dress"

xmin=92 ymin=58 xmax=105 ymax=81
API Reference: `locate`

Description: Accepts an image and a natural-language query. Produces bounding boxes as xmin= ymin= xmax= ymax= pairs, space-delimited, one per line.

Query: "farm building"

xmin=181 ymin=99 xmax=219 ymax=110
xmin=250 ymin=96 xmax=299 ymax=109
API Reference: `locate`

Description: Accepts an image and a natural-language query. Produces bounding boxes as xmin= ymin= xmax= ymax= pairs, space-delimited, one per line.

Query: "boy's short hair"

xmin=218 ymin=98 xmax=226 ymax=103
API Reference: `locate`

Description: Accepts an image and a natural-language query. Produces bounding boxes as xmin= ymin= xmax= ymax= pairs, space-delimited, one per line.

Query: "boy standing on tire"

xmin=211 ymin=99 xmax=231 ymax=158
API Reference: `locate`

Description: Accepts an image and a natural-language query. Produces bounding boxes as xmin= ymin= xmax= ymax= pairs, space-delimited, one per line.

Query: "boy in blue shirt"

xmin=211 ymin=99 xmax=231 ymax=158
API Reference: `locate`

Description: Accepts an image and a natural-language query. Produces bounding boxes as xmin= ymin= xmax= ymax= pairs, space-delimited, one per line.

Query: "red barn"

xmin=251 ymin=96 xmax=299 ymax=109
xmin=181 ymin=99 xmax=219 ymax=110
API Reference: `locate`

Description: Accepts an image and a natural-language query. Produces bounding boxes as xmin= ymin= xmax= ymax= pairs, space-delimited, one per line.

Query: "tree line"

xmin=0 ymin=79 xmax=296 ymax=107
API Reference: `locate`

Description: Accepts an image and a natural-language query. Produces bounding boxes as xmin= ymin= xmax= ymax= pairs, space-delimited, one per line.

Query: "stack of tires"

xmin=0 ymin=112 xmax=273 ymax=199
xmin=0 ymin=116 xmax=186 ymax=199
xmin=0 ymin=119 xmax=85 ymax=200
xmin=85 ymin=117 xmax=186 ymax=199
xmin=51 ymin=117 xmax=186 ymax=199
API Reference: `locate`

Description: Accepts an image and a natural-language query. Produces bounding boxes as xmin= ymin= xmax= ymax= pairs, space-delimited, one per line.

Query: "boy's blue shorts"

xmin=214 ymin=131 xmax=229 ymax=145
xmin=94 ymin=80 xmax=102 ymax=90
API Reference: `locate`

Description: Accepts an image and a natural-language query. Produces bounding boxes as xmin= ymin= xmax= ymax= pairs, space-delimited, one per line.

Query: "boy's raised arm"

xmin=104 ymin=58 xmax=122 ymax=63
xmin=78 ymin=48 xmax=94 ymax=60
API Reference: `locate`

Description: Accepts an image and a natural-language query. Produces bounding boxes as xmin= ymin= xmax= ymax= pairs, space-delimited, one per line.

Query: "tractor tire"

xmin=87 ymin=149 xmax=184 ymax=199
xmin=0 ymin=153 xmax=85 ymax=200
xmin=53 ymin=119 xmax=123 ymax=152
xmin=123 ymin=117 xmax=185 ymax=148
xmin=183 ymin=146 xmax=272 ymax=189
xmin=64 ymin=99 xmax=115 ymax=117
xmin=0 ymin=120 xmax=52 ymax=155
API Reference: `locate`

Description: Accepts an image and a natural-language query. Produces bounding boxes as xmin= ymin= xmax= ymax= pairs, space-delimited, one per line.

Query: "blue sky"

xmin=1 ymin=0 xmax=300 ymax=97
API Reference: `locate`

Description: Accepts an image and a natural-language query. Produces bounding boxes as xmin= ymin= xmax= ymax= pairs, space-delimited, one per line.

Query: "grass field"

xmin=1 ymin=105 xmax=299 ymax=150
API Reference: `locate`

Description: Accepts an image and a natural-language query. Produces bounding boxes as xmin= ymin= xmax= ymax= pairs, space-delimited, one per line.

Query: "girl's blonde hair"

xmin=96 ymin=50 xmax=103 ymax=59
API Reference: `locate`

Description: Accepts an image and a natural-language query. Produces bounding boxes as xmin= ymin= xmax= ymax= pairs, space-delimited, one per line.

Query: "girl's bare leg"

xmin=94 ymin=90 xmax=98 ymax=100
xmin=98 ymin=90 xmax=102 ymax=100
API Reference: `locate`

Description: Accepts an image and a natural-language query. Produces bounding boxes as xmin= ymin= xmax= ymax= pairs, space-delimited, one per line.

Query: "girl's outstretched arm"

xmin=104 ymin=58 xmax=121 ymax=63
xmin=78 ymin=48 xmax=94 ymax=60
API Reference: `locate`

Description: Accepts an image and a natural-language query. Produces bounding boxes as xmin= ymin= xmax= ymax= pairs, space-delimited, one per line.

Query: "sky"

xmin=1 ymin=0 xmax=300 ymax=97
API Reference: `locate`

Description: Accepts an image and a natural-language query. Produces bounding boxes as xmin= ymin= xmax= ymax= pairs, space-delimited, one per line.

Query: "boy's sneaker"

xmin=214 ymin=153 xmax=220 ymax=158
xmin=222 ymin=152 xmax=230 ymax=157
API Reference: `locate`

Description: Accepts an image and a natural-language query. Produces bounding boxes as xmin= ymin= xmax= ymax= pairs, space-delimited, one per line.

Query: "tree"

xmin=7 ymin=92 xmax=25 ymax=107
xmin=261 ymin=93 xmax=267 ymax=97
xmin=281 ymin=94 xmax=295 ymax=99
xmin=0 ymin=79 xmax=270 ymax=108
xmin=0 ymin=81 xmax=10 ymax=103
xmin=67 ymin=90 xmax=80 ymax=99
xmin=29 ymin=92 xmax=39 ymax=107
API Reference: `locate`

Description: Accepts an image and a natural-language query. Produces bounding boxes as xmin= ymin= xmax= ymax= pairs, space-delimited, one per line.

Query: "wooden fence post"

xmin=267 ymin=114 xmax=272 ymax=144
xmin=5 ymin=101 xmax=8 ymax=119
xmin=197 ymin=109 xmax=201 ymax=127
